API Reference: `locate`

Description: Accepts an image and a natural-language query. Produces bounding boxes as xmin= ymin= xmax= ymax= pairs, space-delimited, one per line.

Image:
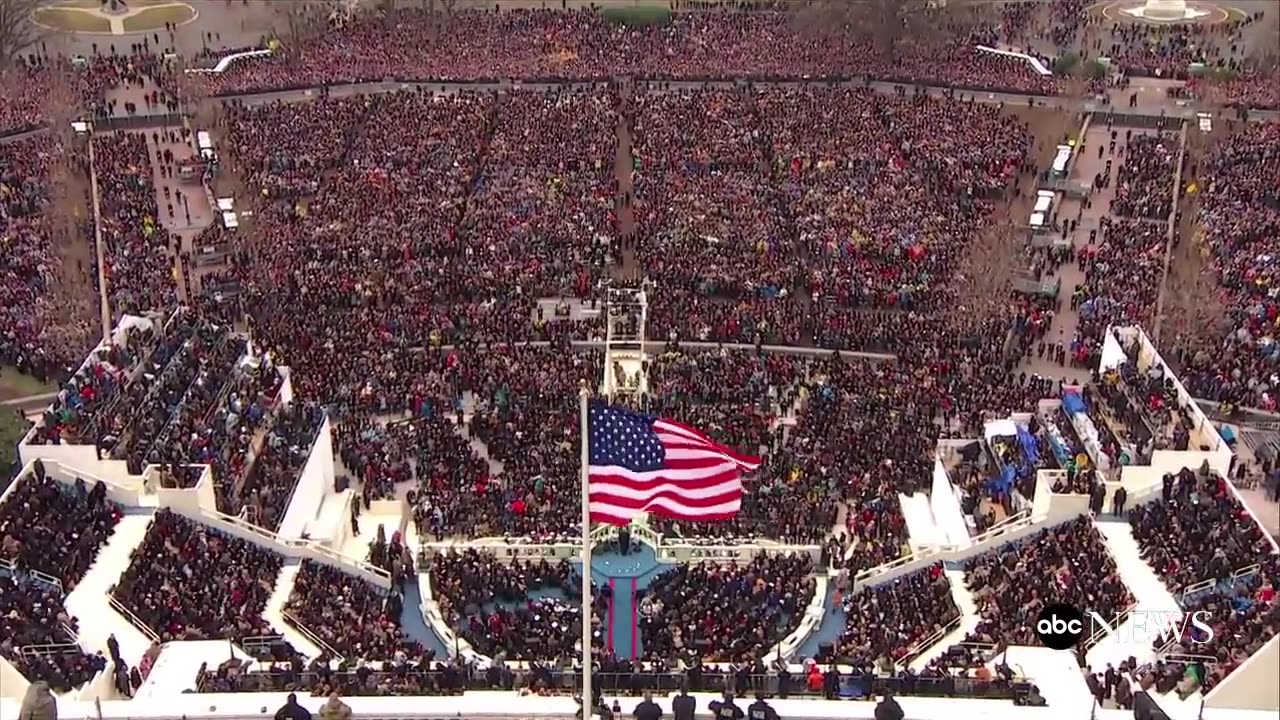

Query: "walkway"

xmin=589 ymin=546 xmax=666 ymax=660
xmin=1019 ymin=121 xmax=1163 ymax=386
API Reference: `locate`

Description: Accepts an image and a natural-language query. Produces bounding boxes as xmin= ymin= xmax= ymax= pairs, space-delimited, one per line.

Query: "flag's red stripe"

xmin=660 ymin=430 xmax=757 ymax=466
xmin=587 ymin=487 xmax=742 ymax=512
xmin=588 ymin=471 xmax=740 ymax=492
xmin=591 ymin=504 xmax=742 ymax=520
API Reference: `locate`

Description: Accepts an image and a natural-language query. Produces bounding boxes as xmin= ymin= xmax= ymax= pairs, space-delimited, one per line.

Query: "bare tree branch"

xmin=0 ymin=0 xmax=43 ymax=67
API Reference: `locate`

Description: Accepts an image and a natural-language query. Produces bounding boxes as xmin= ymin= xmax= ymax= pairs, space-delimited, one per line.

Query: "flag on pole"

xmin=586 ymin=401 xmax=760 ymax=526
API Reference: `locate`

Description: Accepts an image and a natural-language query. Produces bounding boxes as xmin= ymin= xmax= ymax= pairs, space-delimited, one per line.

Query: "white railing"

xmin=280 ymin=610 xmax=344 ymax=662
xmin=896 ymin=613 xmax=963 ymax=667
xmin=108 ymin=594 xmax=161 ymax=643
xmin=0 ymin=557 xmax=64 ymax=593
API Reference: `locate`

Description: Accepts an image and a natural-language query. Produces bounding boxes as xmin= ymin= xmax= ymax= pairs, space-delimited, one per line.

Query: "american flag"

xmin=587 ymin=402 xmax=761 ymax=526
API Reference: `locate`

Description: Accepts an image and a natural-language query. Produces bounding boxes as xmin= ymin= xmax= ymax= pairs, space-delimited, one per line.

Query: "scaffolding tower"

xmin=601 ymin=280 xmax=652 ymax=399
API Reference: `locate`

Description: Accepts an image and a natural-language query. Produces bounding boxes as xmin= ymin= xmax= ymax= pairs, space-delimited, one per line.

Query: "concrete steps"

xmin=1086 ymin=520 xmax=1182 ymax=672
xmin=909 ymin=569 xmax=983 ymax=671
xmin=264 ymin=560 xmax=322 ymax=660
xmin=65 ymin=513 xmax=156 ymax=669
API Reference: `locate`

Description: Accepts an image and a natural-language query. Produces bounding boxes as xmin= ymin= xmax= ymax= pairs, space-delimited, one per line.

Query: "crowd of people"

xmin=428 ymin=550 xmax=606 ymax=661
xmin=1175 ymin=122 xmax=1280 ymax=408
xmin=963 ymin=517 xmax=1134 ymax=647
xmin=1151 ymin=563 xmax=1278 ymax=694
xmin=283 ymin=560 xmax=425 ymax=663
xmin=822 ymin=563 xmax=961 ymax=670
xmin=1128 ymin=466 xmax=1277 ymax=591
xmin=198 ymin=9 xmax=1058 ymax=97
xmin=219 ymin=402 xmax=325 ymax=531
xmin=112 ymin=508 xmax=287 ymax=645
xmin=0 ymin=468 xmax=121 ymax=691
xmin=638 ymin=553 xmax=815 ymax=664
xmin=92 ymin=132 xmax=178 ymax=316
xmin=0 ymin=136 xmax=98 ymax=383
xmin=1110 ymin=133 xmax=1177 ymax=220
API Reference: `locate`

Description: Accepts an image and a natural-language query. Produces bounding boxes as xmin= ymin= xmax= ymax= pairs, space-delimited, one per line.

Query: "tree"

xmin=0 ymin=0 xmax=42 ymax=67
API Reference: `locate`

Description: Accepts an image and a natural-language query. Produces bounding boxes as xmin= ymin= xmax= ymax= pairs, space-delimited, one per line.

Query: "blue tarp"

xmin=987 ymin=464 xmax=1016 ymax=495
xmin=1016 ymin=426 xmax=1041 ymax=467
xmin=1062 ymin=391 xmax=1087 ymax=415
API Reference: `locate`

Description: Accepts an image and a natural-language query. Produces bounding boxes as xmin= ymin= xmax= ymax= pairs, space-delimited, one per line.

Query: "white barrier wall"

xmin=931 ymin=459 xmax=970 ymax=546
xmin=0 ymin=655 xmax=28 ymax=700
xmin=163 ymin=503 xmax=390 ymax=588
xmin=277 ymin=415 xmax=334 ymax=540
xmin=1206 ymin=634 xmax=1280 ymax=711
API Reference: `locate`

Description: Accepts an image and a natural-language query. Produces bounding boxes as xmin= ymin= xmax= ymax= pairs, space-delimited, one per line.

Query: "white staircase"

xmin=264 ymin=560 xmax=322 ymax=660
xmin=899 ymin=492 xmax=943 ymax=548
xmin=1087 ymin=520 xmax=1183 ymax=672
xmin=64 ymin=513 xmax=156 ymax=669
xmin=909 ymin=568 xmax=984 ymax=670
xmin=1004 ymin=646 xmax=1097 ymax=715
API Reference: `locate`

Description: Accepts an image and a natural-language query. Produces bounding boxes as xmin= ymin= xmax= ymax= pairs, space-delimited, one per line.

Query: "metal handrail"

xmin=0 ymin=557 xmax=65 ymax=593
xmin=18 ymin=641 xmax=83 ymax=657
xmin=280 ymin=609 xmax=344 ymax=662
xmin=896 ymin=613 xmax=962 ymax=667
xmin=107 ymin=593 xmax=161 ymax=643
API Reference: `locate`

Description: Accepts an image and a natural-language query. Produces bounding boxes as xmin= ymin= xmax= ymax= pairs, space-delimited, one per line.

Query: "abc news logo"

xmin=1034 ymin=603 xmax=1215 ymax=651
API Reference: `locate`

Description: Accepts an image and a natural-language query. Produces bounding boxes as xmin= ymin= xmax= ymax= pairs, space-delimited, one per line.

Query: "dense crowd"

xmin=1110 ymin=133 xmax=1177 ymax=220
xmin=112 ymin=509 xmax=285 ymax=644
xmin=822 ymin=563 xmax=960 ymax=670
xmin=964 ymin=517 xmax=1134 ymax=647
xmin=0 ymin=136 xmax=97 ymax=381
xmin=220 ymin=90 xmax=599 ymax=415
xmin=638 ymin=553 xmax=815 ymax=664
xmin=1152 ymin=564 xmax=1278 ymax=693
xmin=1175 ymin=122 xmax=1280 ymax=408
xmin=219 ymin=402 xmax=325 ymax=531
xmin=1128 ymin=466 xmax=1277 ymax=591
xmin=284 ymin=560 xmax=425 ymax=663
xmin=201 ymin=9 xmax=1058 ymax=96
xmin=429 ymin=550 xmax=606 ymax=661
xmin=149 ymin=352 xmax=283 ymax=491
xmin=0 ymin=577 xmax=108 ymax=694
xmin=27 ymin=317 xmax=156 ymax=445
xmin=0 ymin=469 xmax=120 ymax=691
xmin=92 ymin=132 xmax=178 ymax=315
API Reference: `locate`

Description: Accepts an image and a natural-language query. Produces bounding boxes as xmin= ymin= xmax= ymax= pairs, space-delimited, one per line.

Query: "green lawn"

xmin=121 ymin=4 xmax=196 ymax=32
xmin=0 ymin=408 xmax=33 ymax=483
xmin=32 ymin=8 xmax=113 ymax=32
xmin=0 ymin=366 xmax=57 ymax=401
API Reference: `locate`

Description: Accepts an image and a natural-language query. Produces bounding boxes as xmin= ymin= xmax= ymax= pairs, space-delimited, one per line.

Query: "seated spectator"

xmin=429 ymin=550 xmax=606 ymax=661
xmin=0 ymin=469 xmax=122 ymax=586
xmin=0 ymin=468 xmax=119 ymax=692
xmin=964 ymin=516 xmax=1133 ymax=646
xmin=638 ymin=552 xmax=814 ymax=663
xmin=1129 ymin=466 xmax=1278 ymax=591
xmin=0 ymin=576 xmax=108 ymax=693
xmin=221 ymin=402 xmax=325 ymax=530
xmin=112 ymin=509 xmax=286 ymax=647
xmin=284 ymin=560 xmax=426 ymax=663
xmin=822 ymin=563 xmax=960 ymax=669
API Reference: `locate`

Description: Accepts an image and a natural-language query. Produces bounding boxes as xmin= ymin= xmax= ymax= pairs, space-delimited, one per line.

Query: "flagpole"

xmin=579 ymin=382 xmax=593 ymax=719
